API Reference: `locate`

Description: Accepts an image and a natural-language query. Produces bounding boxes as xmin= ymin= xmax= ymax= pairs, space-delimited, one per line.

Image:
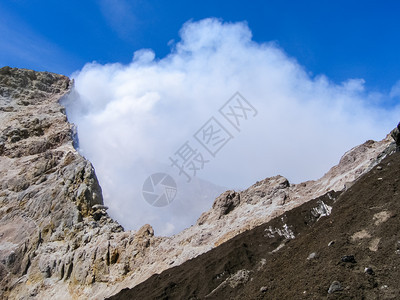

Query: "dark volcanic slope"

xmin=110 ymin=152 xmax=400 ymax=300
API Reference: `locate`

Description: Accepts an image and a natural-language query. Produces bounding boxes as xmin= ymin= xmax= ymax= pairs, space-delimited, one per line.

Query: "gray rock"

xmin=307 ymin=252 xmax=317 ymax=260
xmin=328 ymin=281 xmax=343 ymax=294
xmin=227 ymin=269 xmax=250 ymax=288
xmin=212 ymin=191 xmax=241 ymax=218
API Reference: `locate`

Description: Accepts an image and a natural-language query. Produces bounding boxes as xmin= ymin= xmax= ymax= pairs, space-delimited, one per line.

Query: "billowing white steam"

xmin=64 ymin=18 xmax=399 ymax=236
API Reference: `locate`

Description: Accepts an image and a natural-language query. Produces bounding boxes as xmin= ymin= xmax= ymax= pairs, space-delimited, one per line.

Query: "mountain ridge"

xmin=0 ymin=67 xmax=397 ymax=299
xmin=111 ymin=150 xmax=400 ymax=299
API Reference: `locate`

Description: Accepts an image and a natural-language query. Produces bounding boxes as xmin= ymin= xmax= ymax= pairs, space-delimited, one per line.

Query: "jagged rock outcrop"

xmin=0 ymin=67 xmax=397 ymax=299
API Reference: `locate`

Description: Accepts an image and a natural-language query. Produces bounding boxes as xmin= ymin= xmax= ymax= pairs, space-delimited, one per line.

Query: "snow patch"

xmin=264 ymin=223 xmax=295 ymax=239
xmin=311 ymin=200 xmax=332 ymax=220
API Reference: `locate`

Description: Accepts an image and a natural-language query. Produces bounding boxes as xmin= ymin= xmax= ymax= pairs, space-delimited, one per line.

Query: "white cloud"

xmin=64 ymin=18 xmax=400 ymax=236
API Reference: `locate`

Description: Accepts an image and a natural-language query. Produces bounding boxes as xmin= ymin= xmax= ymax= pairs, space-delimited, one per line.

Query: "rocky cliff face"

xmin=0 ymin=67 xmax=396 ymax=299
xmin=0 ymin=67 xmax=125 ymax=299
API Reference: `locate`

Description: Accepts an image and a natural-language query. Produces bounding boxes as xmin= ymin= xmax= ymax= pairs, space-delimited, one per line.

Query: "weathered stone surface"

xmin=328 ymin=281 xmax=343 ymax=294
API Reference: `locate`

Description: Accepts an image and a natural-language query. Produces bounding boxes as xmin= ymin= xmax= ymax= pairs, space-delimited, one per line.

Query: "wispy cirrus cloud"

xmin=390 ymin=80 xmax=400 ymax=99
xmin=99 ymin=0 xmax=137 ymax=40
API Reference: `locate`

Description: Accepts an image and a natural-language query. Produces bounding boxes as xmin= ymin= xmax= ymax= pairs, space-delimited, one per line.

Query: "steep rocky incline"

xmin=112 ymin=150 xmax=400 ymax=299
xmin=0 ymin=67 xmax=396 ymax=299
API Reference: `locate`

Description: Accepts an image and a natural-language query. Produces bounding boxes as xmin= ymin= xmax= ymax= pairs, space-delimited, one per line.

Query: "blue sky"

xmin=1 ymin=0 xmax=400 ymax=92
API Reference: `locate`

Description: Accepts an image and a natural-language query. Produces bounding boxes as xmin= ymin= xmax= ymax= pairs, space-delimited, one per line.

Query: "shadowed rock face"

xmin=391 ymin=122 xmax=400 ymax=150
xmin=0 ymin=67 xmax=398 ymax=299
